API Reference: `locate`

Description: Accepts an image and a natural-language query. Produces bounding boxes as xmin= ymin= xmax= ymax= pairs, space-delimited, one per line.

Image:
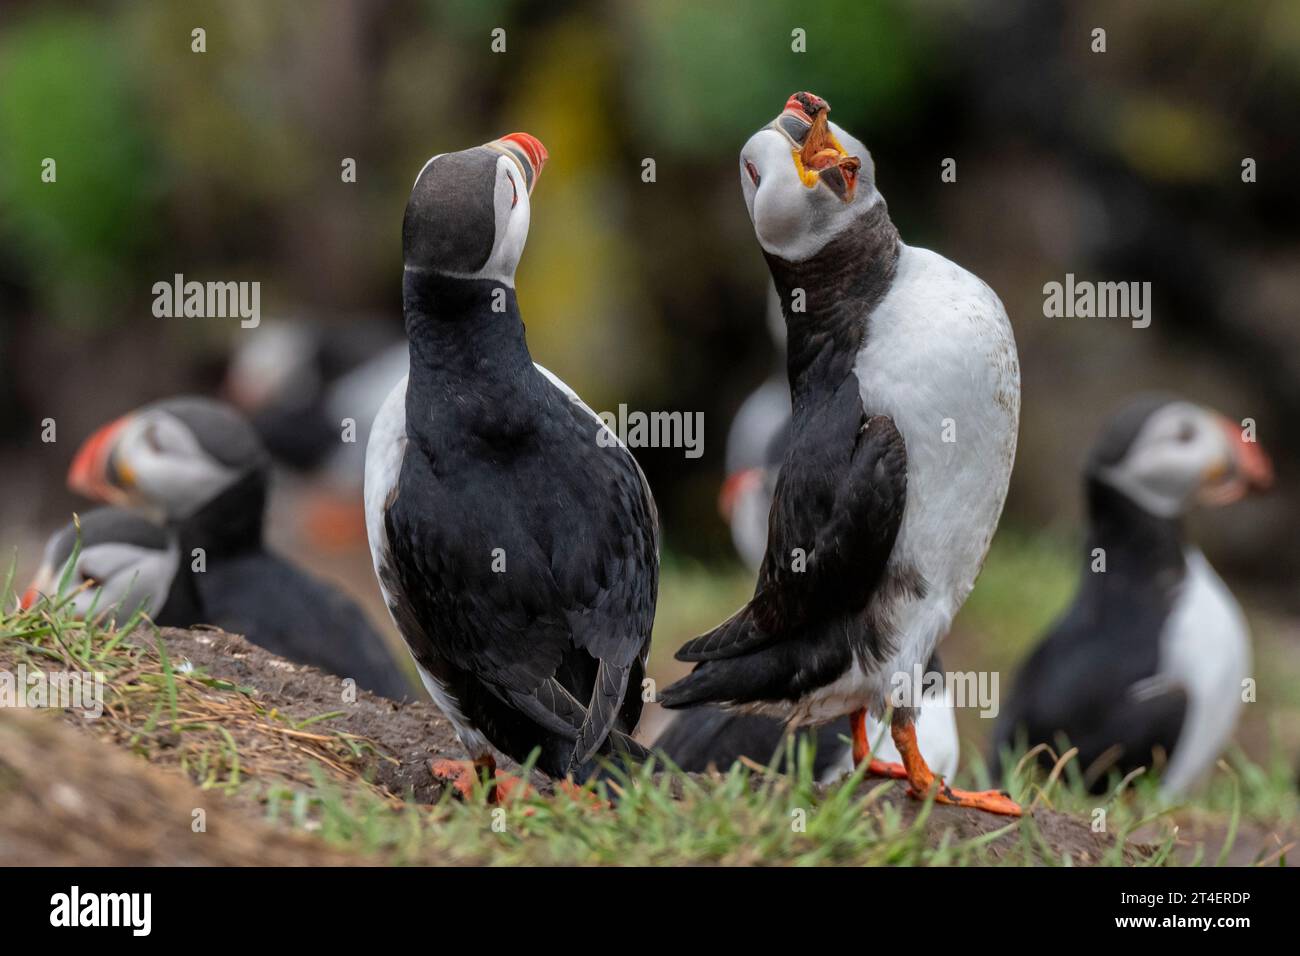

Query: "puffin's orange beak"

xmin=68 ymin=415 xmax=132 ymax=504
xmin=491 ymin=132 xmax=548 ymax=195
xmin=778 ymin=92 xmax=860 ymax=202
xmin=718 ymin=467 xmax=764 ymax=521
xmin=1200 ymin=416 xmax=1273 ymax=506
xmin=18 ymin=564 xmax=53 ymax=610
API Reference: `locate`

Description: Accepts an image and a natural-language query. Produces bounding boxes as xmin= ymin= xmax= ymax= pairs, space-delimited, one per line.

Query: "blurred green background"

xmin=1 ymin=0 xmax=1298 ymax=761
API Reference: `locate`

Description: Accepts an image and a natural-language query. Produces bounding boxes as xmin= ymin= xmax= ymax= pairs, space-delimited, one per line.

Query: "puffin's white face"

xmin=739 ymin=93 xmax=880 ymax=262
xmin=406 ymin=133 xmax=548 ymax=288
xmin=1096 ymin=401 xmax=1273 ymax=518
xmin=68 ymin=399 xmax=265 ymax=522
xmin=117 ymin=410 xmax=239 ymax=516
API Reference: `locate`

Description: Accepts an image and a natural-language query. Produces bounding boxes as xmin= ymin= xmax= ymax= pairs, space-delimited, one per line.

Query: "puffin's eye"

xmin=508 ymin=173 xmax=518 ymax=209
xmin=1176 ymin=422 xmax=1196 ymax=443
xmin=143 ymin=423 xmax=164 ymax=452
xmin=745 ymin=160 xmax=761 ymax=187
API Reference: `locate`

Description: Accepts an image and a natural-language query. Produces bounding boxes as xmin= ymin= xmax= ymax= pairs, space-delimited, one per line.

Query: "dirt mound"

xmin=0 ymin=708 xmax=358 ymax=866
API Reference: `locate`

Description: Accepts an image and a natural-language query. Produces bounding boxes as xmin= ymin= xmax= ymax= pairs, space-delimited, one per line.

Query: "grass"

xmin=1 ymin=541 xmax=1295 ymax=866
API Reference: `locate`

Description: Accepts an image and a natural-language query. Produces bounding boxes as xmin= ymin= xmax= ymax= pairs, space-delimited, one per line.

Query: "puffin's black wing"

xmin=386 ymin=386 xmax=658 ymax=772
xmin=993 ymin=589 xmax=1188 ymax=789
xmin=662 ymin=381 xmax=905 ymax=707
xmin=198 ymin=552 xmax=413 ymax=699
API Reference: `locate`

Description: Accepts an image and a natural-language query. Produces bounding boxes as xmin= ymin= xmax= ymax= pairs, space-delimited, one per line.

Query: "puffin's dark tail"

xmin=568 ymin=660 xmax=630 ymax=774
xmin=672 ymin=600 xmax=773 ymax=662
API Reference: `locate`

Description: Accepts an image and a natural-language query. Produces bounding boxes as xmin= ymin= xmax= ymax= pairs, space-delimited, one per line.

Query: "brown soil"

xmin=0 ymin=708 xmax=361 ymax=866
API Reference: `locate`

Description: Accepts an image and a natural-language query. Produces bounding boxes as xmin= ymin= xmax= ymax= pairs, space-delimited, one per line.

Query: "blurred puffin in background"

xmin=20 ymin=508 xmax=199 ymax=625
xmin=660 ymin=92 xmax=1021 ymax=815
xmin=719 ymin=285 xmax=790 ymax=570
xmin=994 ymin=396 xmax=1272 ymax=796
xmin=66 ymin=396 xmax=413 ymax=698
xmin=365 ymin=132 xmax=659 ymax=796
xmin=224 ymin=320 xmax=408 ymax=549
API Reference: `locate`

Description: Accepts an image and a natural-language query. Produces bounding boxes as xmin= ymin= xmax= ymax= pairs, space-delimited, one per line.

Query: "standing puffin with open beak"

xmin=660 ymin=92 xmax=1021 ymax=816
xmin=994 ymin=396 xmax=1272 ymax=796
xmin=66 ymin=397 xmax=413 ymax=699
xmin=364 ymin=133 xmax=659 ymax=795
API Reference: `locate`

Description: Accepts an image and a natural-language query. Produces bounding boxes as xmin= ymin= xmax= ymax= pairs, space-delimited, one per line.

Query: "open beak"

xmin=490 ymin=132 xmax=548 ymax=195
xmin=67 ymin=415 xmax=133 ymax=504
xmin=773 ymin=92 xmax=861 ymax=202
xmin=718 ymin=467 xmax=764 ymax=521
xmin=1199 ymin=416 xmax=1274 ymax=506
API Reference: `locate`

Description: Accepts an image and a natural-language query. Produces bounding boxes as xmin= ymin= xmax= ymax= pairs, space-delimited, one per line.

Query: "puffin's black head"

xmin=739 ymin=92 xmax=880 ymax=261
xmin=403 ymin=133 xmax=547 ymax=287
xmin=20 ymin=508 xmax=178 ymax=621
xmin=1087 ymin=395 xmax=1273 ymax=518
xmin=68 ymin=396 xmax=270 ymax=522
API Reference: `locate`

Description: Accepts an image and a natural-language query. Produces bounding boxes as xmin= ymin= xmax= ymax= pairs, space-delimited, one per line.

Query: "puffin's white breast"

xmin=1156 ymin=549 xmax=1251 ymax=796
xmin=853 ymin=244 xmax=1020 ymax=700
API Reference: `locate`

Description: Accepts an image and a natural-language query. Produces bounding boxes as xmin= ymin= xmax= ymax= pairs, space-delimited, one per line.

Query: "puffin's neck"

xmin=402 ymin=268 xmax=546 ymax=444
xmin=1082 ymin=478 xmax=1187 ymax=587
xmin=764 ymin=200 xmax=900 ymax=407
xmin=157 ymin=553 xmax=204 ymax=625
xmin=176 ymin=468 xmax=267 ymax=558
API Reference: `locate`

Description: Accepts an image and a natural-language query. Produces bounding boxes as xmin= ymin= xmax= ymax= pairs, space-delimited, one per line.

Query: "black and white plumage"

xmin=993 ymin=396 xmax=1271 ymax=796
xmin=364 ymin=133 xmax=660 ymax=781
xmin=66 ymin=397 xmax=412 ymax=699
xmin=661 ymin=93 xmax=1019 ymax=812
xmin=20 ymin=508 xmax=200 ymax=625
xmin=655 ymin=651 xmax=958 ymax=782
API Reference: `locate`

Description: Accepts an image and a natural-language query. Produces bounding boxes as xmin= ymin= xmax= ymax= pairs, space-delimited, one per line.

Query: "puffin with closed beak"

xmin=661 ymin=92 xmax=1021 ymax=815
xmin=20 ymin=508 xmax=200 ymax=625
xmin=994 ymin=396 xmax=1272 ymax=796
xmin=66 ymin=397 xmax=413 ymax=699
xmin=364 ymin=133 xmax=659 ymax=795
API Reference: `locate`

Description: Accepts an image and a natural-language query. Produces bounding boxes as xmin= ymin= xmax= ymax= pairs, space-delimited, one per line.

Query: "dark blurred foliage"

xmin=1 ymin=0 xmax=1297 ymax=594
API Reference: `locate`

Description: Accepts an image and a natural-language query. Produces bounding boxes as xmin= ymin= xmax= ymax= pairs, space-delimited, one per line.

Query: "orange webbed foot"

xmin=890 ymin=718 xmax=1023 ymax=817
xmin=910 ymin=780 xmax=1023 ymax=816
xmin=432 ymin=757 xmax=534 ymax=805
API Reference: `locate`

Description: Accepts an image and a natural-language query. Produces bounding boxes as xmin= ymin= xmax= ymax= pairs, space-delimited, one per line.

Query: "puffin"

xmin=65 ymin=397 xmax=413 ymax=699
xmin=225 ymin=321 xmax=409 ymax=548
xmin=993 ymin=396 xmax=1272 ymax=796
xmin=667 ymin=330 xmax=961 ymax=780
xmin=20 ymin=508 xmax=200 ymax=625
xmin=364 ymin=132 xmax=660 ymax=793
xmin=719 ymin=285 xmax=791 ymax=570
xmin=660 ymin=92 xmax=1021 ymax=815
xmin=224 ymin=319 xmax=405 ymax=473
